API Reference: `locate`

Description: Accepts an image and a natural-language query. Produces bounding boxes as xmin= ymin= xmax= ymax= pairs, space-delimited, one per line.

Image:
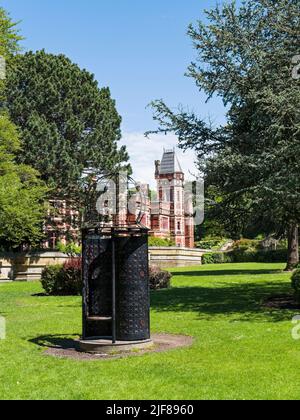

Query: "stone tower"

xmin=152 ymin=149 xmax=194 ymax=248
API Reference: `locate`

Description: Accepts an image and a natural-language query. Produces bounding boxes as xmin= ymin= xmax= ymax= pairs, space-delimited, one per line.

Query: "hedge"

xmin=148 ymin=237 xmax=175 ymax=247
xmin=202 ymin=249 xmax=288 ymax=265
xmin=41 ymin=259 xmax=82 ymax=296
xmin=229 ymin=249 xmax=288 ymax=263
xmin=202 ymin=253 xmax=232 ymax=265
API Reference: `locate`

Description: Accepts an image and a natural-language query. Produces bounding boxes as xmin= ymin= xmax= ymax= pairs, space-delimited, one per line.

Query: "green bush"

xmin=292 ymin=269 xmax=300 ymax=303
xmin=229 ymin=250 xmax=257 ymax=263
xmin=195 ymin=237 xmax=228 ymax=250
xmin=202 ymin=249 xmax=288 ymax=264
xmin=41 ymin=265 xmax=64 ymax=295
xmin=229 ymin=249 xmax=288 ymax=263
xmin=149 ymin=237 xmax=175 ymax=247
xmin=202 ymin=252 xmax=233 ymax=265
xmin=56 ymin=242 xmax=82 ymax=257
xmin=232 ymin=239 xmax=261 ymax=252
xmin=202 ymin=253 xmax=216 ymax=264
xmin=41 ymin=258 xmax=82 ymax=296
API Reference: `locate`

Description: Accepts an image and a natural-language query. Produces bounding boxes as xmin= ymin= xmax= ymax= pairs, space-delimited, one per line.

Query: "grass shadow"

xmin=29 ymin=334 xmax=78 ymax=350
xmin=151 ymin=280 xmax=297 ymax=323
xmin=170 ymin=269 xmax=283 ymax=277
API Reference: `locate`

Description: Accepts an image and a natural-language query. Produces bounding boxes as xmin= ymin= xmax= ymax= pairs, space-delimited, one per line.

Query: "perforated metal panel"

xmin=82 ymin=228 xmax=150 ymax=342
xmin=116 ymin=235 xmax=150 ymax=341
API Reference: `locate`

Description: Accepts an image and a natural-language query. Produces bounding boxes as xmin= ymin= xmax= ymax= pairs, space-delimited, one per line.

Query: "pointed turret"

xmin=159 ymin=149 xmax=183 ymax=175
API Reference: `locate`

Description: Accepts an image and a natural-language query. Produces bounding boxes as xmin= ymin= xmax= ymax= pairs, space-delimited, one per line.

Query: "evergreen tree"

xmin=4 ymin=50 xmax=129 ymax=197
xmin=149 ymin=0 xmax=300 ymax=270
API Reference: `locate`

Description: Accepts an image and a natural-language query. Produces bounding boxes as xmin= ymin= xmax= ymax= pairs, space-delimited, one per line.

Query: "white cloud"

xmin=120 ymin=132 xmax=199 ymax=188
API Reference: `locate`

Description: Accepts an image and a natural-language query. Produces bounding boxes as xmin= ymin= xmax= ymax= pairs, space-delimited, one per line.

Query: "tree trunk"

xmin=285 ymin=225 xmax=299 ymax=271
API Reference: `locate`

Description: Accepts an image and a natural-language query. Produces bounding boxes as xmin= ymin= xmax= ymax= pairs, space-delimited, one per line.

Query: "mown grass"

xmin=0 ymin=262 xmax=299 ymax=400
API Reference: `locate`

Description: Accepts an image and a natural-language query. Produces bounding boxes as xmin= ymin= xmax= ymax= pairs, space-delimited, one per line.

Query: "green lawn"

xmin=0 ymin=262 xmax=299 ymax=400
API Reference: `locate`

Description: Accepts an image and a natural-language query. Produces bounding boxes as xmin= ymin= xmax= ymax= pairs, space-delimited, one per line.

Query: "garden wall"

xmin=149 ymin=247 xmax=204 ymax=269
xmin=0 ymin=252 xmax=69 ymax=281
xmin=0 ymin=247 xmax=205 ymax=281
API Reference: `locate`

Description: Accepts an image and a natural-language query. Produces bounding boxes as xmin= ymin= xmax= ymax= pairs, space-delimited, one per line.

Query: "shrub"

xmin=202 ymin=249 xmax=288 ymax=264
xmin=41 ymin=258 xmax=82 ymax=296
xmin=202 ymin=253 xmax=216 ymax=264
xmin=56 ymin=242 xmax=82 ymax=257
xmin=149 ymin=265 xmax=172 ymax=290
xmin=149 ymin=237 xmax=175 ymax=247
xmin=202 ymin=252 xmax=233 ymax=265
xmin=229 ymin=250 xmax=257 ymax=263
xmin=232 ymin=239 xmax=261 ymax=252
xmin=195 ymin=237 xmax=228 ymax=250
xmin=41 ymin=265 xmax=64 ymax=296
xmin=63 ymin=257 xmax=82 ymax=271
xmin=292 ymin=269 xmax=300 ymax=303
xmin=229 ymin=249 xmax=288 ymax=263
xmin=61 ymin=257 xmax=82 ymax=295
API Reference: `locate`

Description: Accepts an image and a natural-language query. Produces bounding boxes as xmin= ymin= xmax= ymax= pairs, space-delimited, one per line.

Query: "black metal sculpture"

xmin=81 ymin=173 xmax=150 ymax=345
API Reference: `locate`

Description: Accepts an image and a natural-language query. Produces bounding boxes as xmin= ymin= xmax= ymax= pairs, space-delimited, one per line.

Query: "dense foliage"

xmin=202 ymin=249 xmax=288 ymax=265
xmin=0 ymin=104 xmax=47 ymax=251
xmin=195 ymin=237 xmax=229 ymax=250
xmin=56 ymin=241 xmax=82 ymax=257
xmin=202 ymin=253 xmax=233 ymax=265
xmin=148 ymin=237 xmax=175 ymax=247
xmin=41 ymin=258 xmax=82 ymax=296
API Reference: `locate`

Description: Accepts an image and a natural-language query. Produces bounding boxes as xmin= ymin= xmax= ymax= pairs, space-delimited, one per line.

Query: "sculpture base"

xmin=77 ymin=338 xmax=153 ymax=354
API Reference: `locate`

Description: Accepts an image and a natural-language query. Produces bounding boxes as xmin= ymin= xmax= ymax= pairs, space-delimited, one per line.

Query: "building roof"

xmin=159 ymin=149 xmax=183 ymax=174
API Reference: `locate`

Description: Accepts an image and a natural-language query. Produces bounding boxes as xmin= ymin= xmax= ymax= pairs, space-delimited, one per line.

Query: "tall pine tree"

xmin=4 ymin=50 xmax=129 ymax=198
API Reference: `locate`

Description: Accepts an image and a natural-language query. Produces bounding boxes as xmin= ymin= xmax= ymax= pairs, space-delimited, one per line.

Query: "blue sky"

xmin=2 ymin=0 xmax=228 ymax=185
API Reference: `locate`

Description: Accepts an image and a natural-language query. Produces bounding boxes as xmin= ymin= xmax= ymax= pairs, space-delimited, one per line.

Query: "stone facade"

xmin=44 ymin=199 xmax=80 ymax=249
xmin=0 ymin=252 xmax=70 ymax=281
xmin=150 ymin=150 xmax=194 ymax=248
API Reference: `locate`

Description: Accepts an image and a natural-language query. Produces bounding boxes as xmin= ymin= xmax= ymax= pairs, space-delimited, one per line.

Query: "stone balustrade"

xmin=0 ymin=252 xmax=69 ymax=282
xmin=149 ymin=247 xmax=205 ymax=269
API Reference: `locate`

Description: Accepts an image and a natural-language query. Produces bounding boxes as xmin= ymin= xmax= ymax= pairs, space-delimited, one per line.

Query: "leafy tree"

xmin=0 ymin=7 xmax=47 ymax=250
xmin=0 ymin=7 xmax=22 ymax=58
xmin=4 ymin=50 xmax=129 ymax=199
xmin=0 ymin=115 xmax=47 ymax=250
xmin=149 ymin=0 xmax=300 ymax=270
xmin=0 ymin=7 xmax=22 ymax=98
